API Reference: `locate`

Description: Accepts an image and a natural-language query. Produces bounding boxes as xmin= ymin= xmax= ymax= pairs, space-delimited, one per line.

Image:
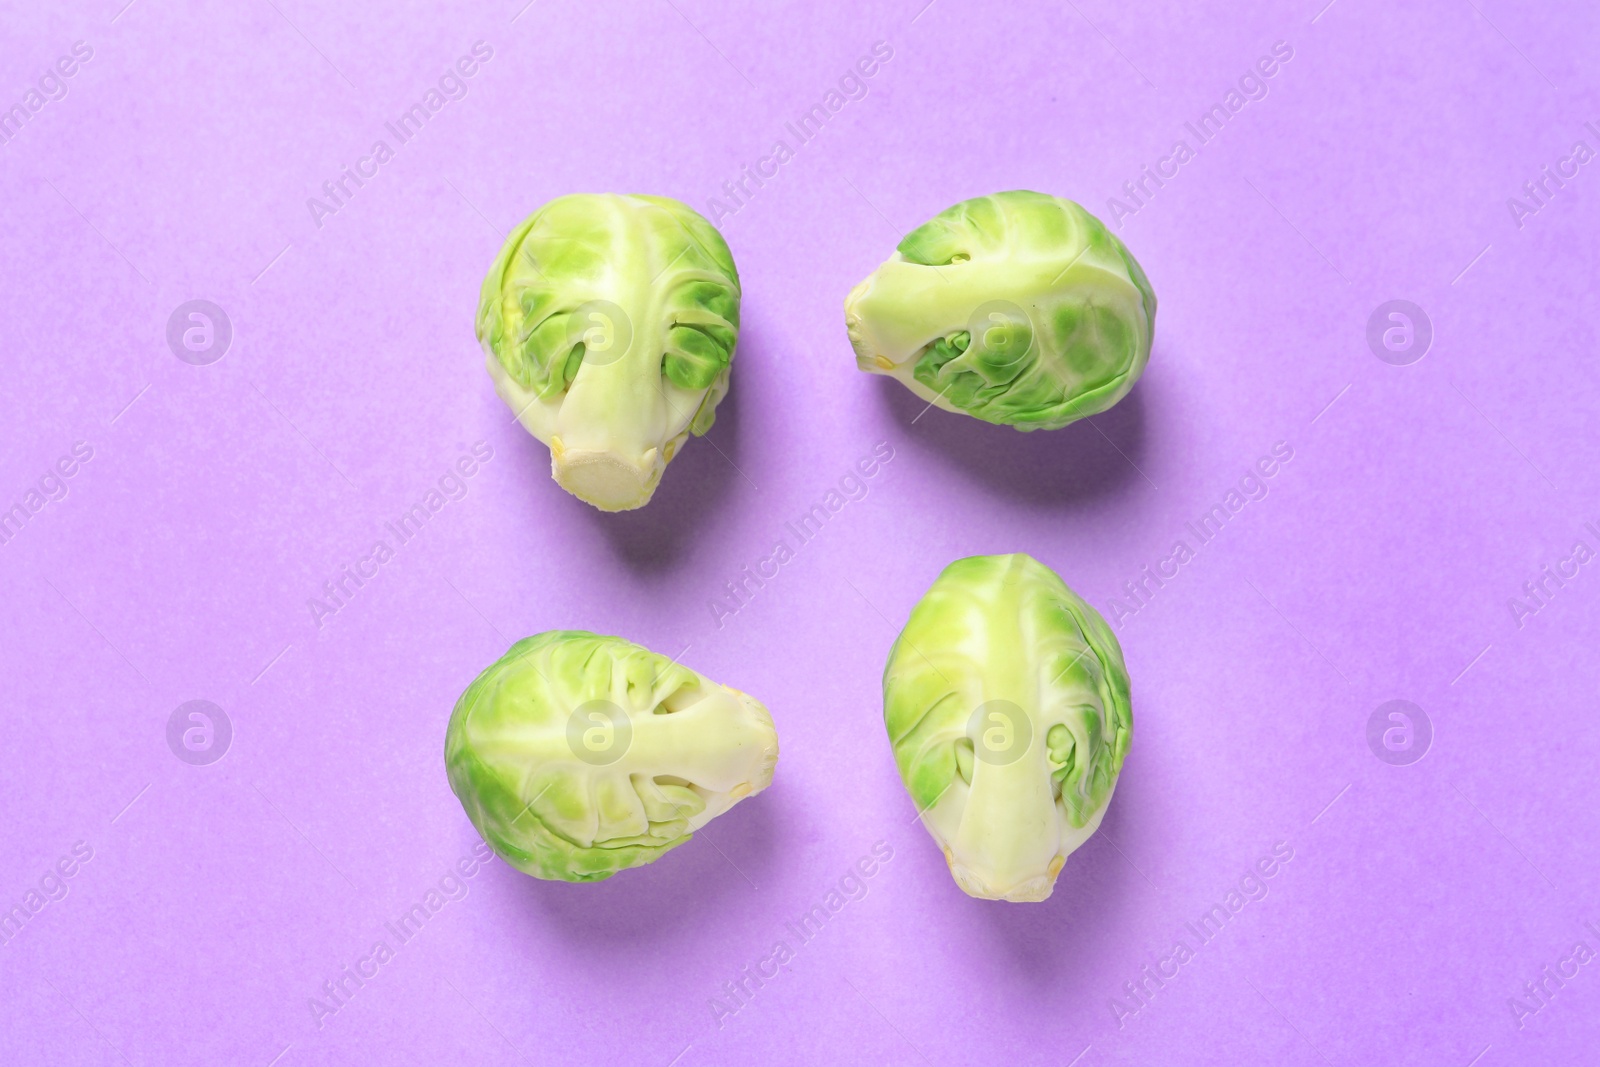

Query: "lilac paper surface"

xmin=2 ymin=1 xmax=1598 ymax=1064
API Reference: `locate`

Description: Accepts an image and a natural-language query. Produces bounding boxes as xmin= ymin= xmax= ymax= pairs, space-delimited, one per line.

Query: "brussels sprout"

xmin=445 ymin=631 xmax=778 ymax=882
xmin=845 ymin=190 xmax=1155 ymax=431
xmin=477 ymin=193 xmax=741 ymax=511
xmin=882 ymin=554 xmax=1131 ymax=902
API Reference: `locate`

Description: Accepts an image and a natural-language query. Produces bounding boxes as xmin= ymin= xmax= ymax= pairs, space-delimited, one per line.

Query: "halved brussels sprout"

xmin=446 ymin=631 xmax=778 ymax=882
xmin=477 ymin=193 xmax=741 ymax=511
xmin=883 ymin=554 xmax=1132 ymax=901
xmin=845 ymin=190 xmax=1155 ymax=431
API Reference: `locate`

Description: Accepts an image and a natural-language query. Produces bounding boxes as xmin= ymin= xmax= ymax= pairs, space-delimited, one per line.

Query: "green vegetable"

xmin=477 ymin=193 xmax=741 ymax=511
xmin=845 ymin=190 xmax=1155 ymax=431
xmin=882 ymin=554 xmax=1132 ymax=901
xmin=445 ymin=631 xmax=778 ymax=882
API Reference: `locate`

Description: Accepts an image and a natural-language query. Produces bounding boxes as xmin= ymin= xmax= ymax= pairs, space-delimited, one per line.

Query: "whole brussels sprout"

xmin=845 ymin=190 xmax=1155 ymax=431
xmin=883 ymin=554 xmax=1131 ymax=902
xmin=477 ymin=193 xmax=741 ymax=511
xmin=445 ymin=631 xmax=778 ymax=882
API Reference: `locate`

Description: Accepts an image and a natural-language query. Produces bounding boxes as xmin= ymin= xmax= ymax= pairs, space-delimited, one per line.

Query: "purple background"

xmin=2 ymin=0 xmax=1598 ymax=1064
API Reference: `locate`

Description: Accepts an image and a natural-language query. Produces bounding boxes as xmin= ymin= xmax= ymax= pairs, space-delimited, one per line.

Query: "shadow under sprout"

xmin=875 ymin=367 xmax=1154 ymax=508
xmin=490 ymin=781 xmax=782 ymax=950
